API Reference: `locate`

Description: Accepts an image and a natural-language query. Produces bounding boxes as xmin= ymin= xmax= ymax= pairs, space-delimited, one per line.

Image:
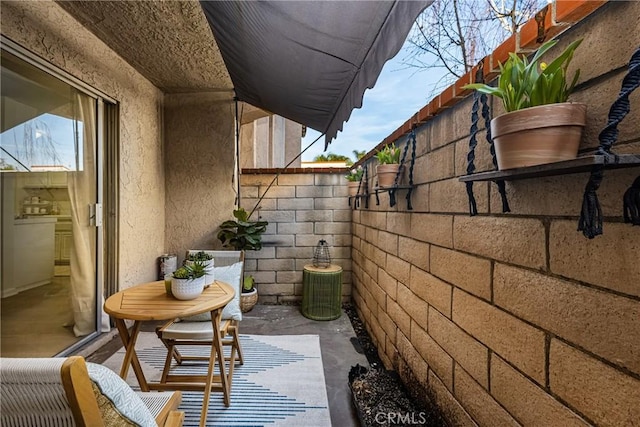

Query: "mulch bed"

xmin=344 ymin=303 xmax=447 ymax=427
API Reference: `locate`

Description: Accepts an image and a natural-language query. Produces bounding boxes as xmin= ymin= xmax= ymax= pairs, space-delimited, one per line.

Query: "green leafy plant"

xmin=464 ymin=38 xmax=582 ymax=112
xmin=172 ymin=261 xmax=207 ymax=279
xmin=186 ymin=251 xmax=214 ymax=262
xmin=243 ymin=275 xmax=255 ymax=293
xmin=375 ymin=143 xmax=401 ymax=164
xmin=345 ymin=167 xmax=364 ymax=182
xmin=217 ymin=208 xmax=269 ymax=251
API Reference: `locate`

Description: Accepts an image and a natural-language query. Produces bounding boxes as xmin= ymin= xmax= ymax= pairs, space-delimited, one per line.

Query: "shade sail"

xmin=200 ymin=0 xmax=431 ymax=147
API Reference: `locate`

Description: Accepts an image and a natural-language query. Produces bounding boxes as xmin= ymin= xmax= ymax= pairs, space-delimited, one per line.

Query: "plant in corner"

xmin=171 ymin=261 xmax=207 ymax=300
xmin=375 ymin=143 xmax=402 ymax=188
xmin=464 ymin=38 xmax=585 ymax=170
xmin=217 ymin=208 xmax=268 ymax=251
xmin=217 ymin=207 xmax=268 ymax=312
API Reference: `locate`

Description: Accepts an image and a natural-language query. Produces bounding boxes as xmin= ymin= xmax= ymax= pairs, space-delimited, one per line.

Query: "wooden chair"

xmin=156 ymin=250 xmax=245 ymax=407
xmin=0 ymin=356 xmax=184 ymax=427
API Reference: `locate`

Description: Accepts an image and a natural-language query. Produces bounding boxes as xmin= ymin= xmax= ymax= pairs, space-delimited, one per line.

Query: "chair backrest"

xmin=186 ymin=250 xmax=245 ymax=290
xmin=1 ymin=357 xmax=183 ymax=427
xmin=186 ymin=250 xmax=243 ymax=267
xmin=0 ymin=356 xmax=103 ymax=427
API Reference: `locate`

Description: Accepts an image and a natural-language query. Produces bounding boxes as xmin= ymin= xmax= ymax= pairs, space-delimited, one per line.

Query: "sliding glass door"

xmin=1 ymin=44 xmax=108 ymax=356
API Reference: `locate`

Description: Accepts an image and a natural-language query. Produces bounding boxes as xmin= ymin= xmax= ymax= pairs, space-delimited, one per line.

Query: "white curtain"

xmin=68 ymin=90 xmax=110 ymax=336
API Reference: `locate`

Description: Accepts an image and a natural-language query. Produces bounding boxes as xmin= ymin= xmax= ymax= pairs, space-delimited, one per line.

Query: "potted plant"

xmin=345 ymin=167 xmax=364 ymax=197
xmin=375 ymin=143 xmax=402 ymax=187
xmin=217 ymin=208 xmax=268 ymax=251
xmin=464 ymin=38 xmax=585 ymax=170
xmin=186 ymin=251 xmax=215 ymax=285
xmin=218 ymin=207 xmax=269 ymax=309
xmin=240 ymin=275 xmax=258 ymax=312
xmin=171 ymin=261 xmax=207 ymax=300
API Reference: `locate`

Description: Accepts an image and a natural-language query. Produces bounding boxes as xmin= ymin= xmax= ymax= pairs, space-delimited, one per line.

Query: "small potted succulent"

xmin=186 ymin=251 xmax=215 ymax=285
xmin=375 ymin=143 xmax=402 ymax=188
xmin=171 ymin=261 xmax=207 ymax=300
xmin=464 ymin=38 xmax=585 ymax=170
xmin=345 ymin=167 xmax=364 ymax=197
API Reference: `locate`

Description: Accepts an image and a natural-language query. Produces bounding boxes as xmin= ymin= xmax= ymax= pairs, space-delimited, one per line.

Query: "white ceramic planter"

xmin=171 ymin=276 xmax=206 ymax=300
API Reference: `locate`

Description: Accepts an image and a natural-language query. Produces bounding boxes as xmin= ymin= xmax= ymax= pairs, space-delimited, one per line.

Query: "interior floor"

xmin=1 ymin=273 xmax=81 ymax=357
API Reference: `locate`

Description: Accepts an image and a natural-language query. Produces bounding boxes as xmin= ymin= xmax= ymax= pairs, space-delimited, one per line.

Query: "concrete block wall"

xmin=240 ymin=171 xmax=352 ymax=304
xmin=351 ymin=2 xmax=640 ymax=426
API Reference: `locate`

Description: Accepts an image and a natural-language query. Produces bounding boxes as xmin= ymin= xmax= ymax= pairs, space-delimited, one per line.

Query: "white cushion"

xmin=86 ymin=362 xmax=157 ymax=427
xmin=182 ymin=261 xmax=243 ymax=322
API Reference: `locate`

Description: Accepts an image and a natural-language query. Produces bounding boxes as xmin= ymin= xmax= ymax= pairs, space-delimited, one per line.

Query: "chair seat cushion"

xmin=182 ymin=261 xmax=243 ymax=322
xmin=160 ymin=319 xmax=231 ymax=340
xmin=86 ymin=363 xmax=157 ymax=427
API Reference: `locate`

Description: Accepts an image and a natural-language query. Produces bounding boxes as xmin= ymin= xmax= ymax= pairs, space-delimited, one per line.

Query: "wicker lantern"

xmin=313 ymin=239 xmax=331 ymax=268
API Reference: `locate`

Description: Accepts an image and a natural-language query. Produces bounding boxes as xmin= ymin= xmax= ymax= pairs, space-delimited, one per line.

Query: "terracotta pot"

xmin=491 ymin=103 xmax=587 ymax=170
xmin=376 ymin=164 xmax=401 ymax=188
xmin=347 ymin=181 xmax=360 ymax=196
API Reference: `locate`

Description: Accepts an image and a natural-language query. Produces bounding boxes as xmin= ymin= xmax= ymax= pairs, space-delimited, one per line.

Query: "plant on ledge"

xmin=375 ymin=143 xmax=401 ymax=165
xmin=217 ymin=207 xmax=269 ymax=251
xmin=345 ymin=167 xmax=364 ymax=182
xmin=463 ymin=38 xmax=586 ymax=170
xmin=375 ymin=143 xmax=402 ymax=187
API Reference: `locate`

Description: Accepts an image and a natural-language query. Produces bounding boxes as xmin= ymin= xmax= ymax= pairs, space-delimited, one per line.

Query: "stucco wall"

xmin=164 ymin=92 xmax=236 ymax=264
xmin=351 ymin=2 xmax=640 ymax=426
xmin=1 ymin=0 xmax=165 ymax=288
xmin=240 ymin=171 xmax=352 ymax=304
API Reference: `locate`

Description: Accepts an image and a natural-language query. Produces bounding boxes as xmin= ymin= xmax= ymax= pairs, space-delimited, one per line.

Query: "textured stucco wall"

xmin=240 ymin=172 xmax=352 ymax=304
xmin=351 ymin=2 xmax=640 ymax=426
xmin=164 ymin=92 xmax=236 ymax=265
xmin=1 ymin=0 xmax=165 ymax=288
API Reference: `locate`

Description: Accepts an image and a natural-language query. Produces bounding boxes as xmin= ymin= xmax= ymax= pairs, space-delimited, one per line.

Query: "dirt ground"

xmin=345 ymin=303 xmax=447 ymax=427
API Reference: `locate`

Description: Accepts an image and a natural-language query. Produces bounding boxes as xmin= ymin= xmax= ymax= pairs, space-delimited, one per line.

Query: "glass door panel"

xmin=1 ymin=49 xmax=99 ymax=356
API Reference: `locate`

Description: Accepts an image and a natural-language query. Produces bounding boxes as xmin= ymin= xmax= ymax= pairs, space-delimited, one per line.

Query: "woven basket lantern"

xmin=313 ymin=239 xmax=331 ymax=268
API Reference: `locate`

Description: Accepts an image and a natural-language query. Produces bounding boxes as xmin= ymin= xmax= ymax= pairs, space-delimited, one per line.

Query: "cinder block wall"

xmin=239 ymin=171 xmax=352 ymax=304
xmin=352 ymin=3 xmax=640 ymax=426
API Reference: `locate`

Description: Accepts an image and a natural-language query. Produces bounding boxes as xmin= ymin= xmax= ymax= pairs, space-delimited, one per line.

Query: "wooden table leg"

xmin=114 ymin=319 xmax=149 ymax=392
xmin=198 ymin=308 xmax=229 ymax=427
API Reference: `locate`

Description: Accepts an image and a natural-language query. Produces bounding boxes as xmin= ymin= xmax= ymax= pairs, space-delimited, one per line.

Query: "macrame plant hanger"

xmin=375 ymin=129 xmax=417 ymax=210
xmin=466 ymin=63 xmax=510 ymax=215
xmin=349 ymin=163 xmax=369 ymax=210
xmin=578 ymin=46 xmax=640 ymax=238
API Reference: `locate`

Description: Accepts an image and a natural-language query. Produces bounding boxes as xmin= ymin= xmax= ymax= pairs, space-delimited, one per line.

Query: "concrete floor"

xmin=82 ymin=305 xmax=368 ymax=426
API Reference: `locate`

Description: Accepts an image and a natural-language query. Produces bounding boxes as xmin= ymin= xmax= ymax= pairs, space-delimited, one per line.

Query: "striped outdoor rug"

xmin=102 ymin=333 xmax=331 ymax=427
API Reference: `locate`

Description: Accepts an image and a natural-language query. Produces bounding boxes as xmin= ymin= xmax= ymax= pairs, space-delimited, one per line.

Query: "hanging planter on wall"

xmin=375 ymin=143 xmax=402 ymax=187
xmin=465 ymin=38 xmax=586 ymax=171
xmin=492 ymin=102 xmax=587 ymax=170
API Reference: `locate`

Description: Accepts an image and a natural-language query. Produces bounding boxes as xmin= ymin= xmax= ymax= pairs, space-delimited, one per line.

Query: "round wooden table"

xmin=104 ymin=280 xmax=234 ymax=427
xmin=301 ymin=264 xmax=343 ymax=320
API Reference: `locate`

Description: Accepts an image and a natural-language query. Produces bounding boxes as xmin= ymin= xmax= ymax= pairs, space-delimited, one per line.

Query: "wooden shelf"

xmin=459 ymin=154 xmax=640 ymax=182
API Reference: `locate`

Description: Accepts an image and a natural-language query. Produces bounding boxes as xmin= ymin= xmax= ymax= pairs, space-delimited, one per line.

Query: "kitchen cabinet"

xmin=54 ymin=219 xmax=73 ymax=264
xmin=2 ymin=217 xmax=56 ymax=297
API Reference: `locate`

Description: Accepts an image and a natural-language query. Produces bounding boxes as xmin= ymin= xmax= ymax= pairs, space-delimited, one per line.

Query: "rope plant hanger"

xmin=465 ymin=63 xmax=510 ymax=215
xmin=578 ymin=46 xmax=640 ymax=238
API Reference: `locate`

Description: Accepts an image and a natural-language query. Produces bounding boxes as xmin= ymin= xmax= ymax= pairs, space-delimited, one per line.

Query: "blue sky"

xmin=301 ymin=43 xmax=444 ymax=162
